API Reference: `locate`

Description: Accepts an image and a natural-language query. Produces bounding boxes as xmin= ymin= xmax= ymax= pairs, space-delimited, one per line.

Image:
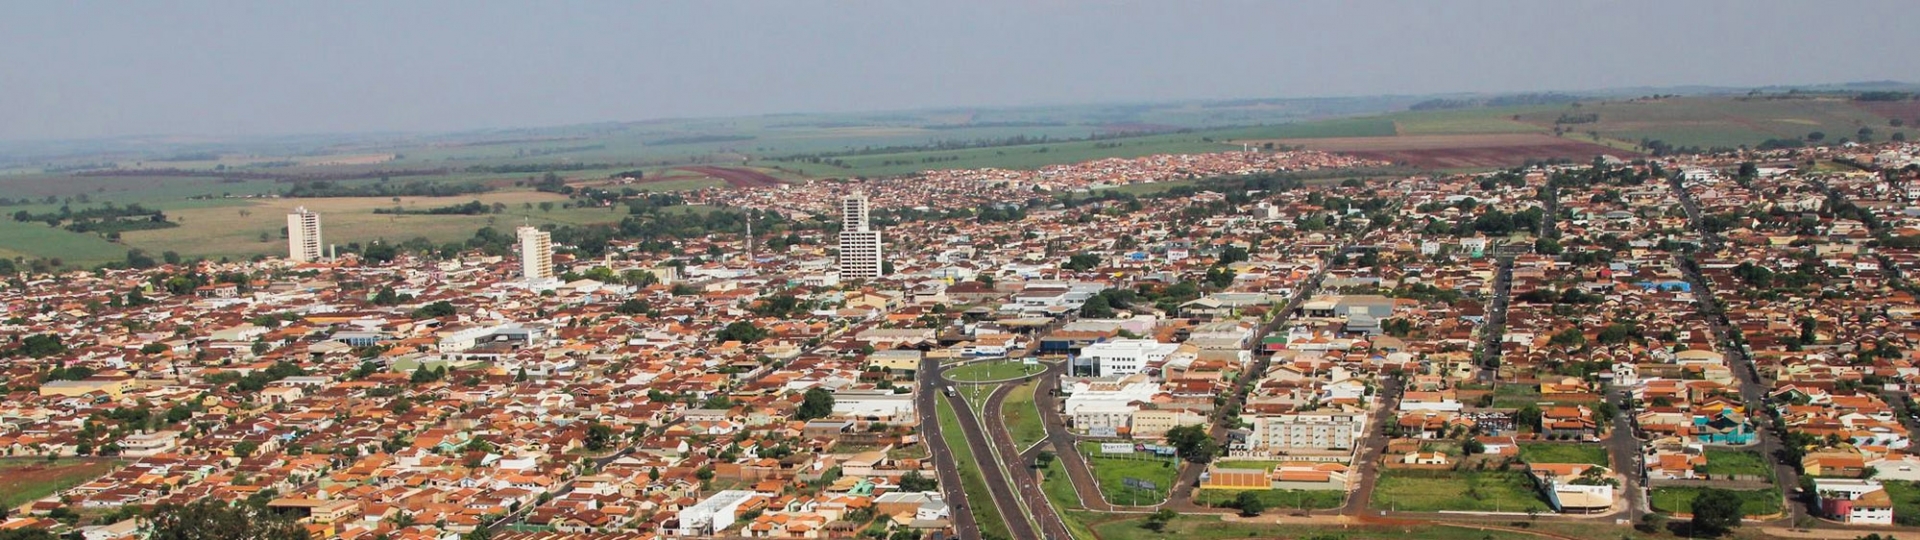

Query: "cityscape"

xmin=3 ymin=3 xmax=1920 ymax=540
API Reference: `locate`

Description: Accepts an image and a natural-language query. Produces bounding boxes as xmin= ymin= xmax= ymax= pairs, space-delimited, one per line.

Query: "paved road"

xmin=981 ymin=372 xmax=1075 ymax=539
xmin=1034 ymin=364 xmax=1123 ymax=513
xmin=944 ymin=385 xmax=1043 ymax=540
xmin=1340 ymin=376 xmax=1401 ymax=515
xmin=1605 ymin=388 xmax=1650 ymax=522
xmin=1667 ymin=180 xmax=1803 ymax=524
xmin=918 ymin=357 xmax=983 ymax=540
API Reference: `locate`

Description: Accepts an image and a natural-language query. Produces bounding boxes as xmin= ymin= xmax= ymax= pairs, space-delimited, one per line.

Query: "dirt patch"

xmin=1270 ymin=134 xmax=1638 ymax=168
xmin=676 ymin=166 xmax=784 ymax=189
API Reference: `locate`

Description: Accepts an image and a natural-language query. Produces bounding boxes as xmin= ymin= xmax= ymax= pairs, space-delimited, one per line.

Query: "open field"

xmin=1263 ymin=133 xmax=1636 ymax=168
xmin=943 ymin=360 xmax=1042 ymax=382
xmin=674 ymin=166 xmax=785 ymax=188
xmin=1078 ymin=442 xmax=1178 ymax=505
xmin=1879 ymin=481 xmax=1920 ymax=526
xmin=1193 ymin=488 xmax=1345 ymax=510
xmin=1370 ymin=470 xmax=1550 ymax=512
xmin=1079 ymin=513 xmax=1557 ymax=540
xmin=1388 ymin=106 xmax=1559 ymax=135
xmin=1702 ymin=449 xmax=1772 ymax=480
xmin=1003 ymin=380 xmax=1046 ymax=450
xmin=934 ymin=395 xmax=1011 ymax=540
xmin=0 ymin=458 xmax=120 ymax=510
xmin=120 ymin=190 xmax=628 ymax=261
xmin=1519 ymin=443 xmax=1610 ymax=466
xmin=1649 ymin=486 xmax=1782 ymax=517
xmin=1513 ymin=96 xmax=1895 ymax=148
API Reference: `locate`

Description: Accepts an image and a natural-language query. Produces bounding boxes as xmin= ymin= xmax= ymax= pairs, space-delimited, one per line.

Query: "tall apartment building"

xmin=517 ymin=226 xmax=554 ymax=283
xmin=287 ymin=207 xmax=323 ymax=263
xmin=1238 ymin=411 xmax=1369 ymax=458
xmin=837 ymin=193 xmax=884 ymax=279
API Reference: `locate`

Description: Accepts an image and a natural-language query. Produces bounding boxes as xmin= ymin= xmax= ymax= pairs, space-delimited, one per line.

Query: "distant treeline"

xmin=1409 ymin=93 xmax=1586 ymax=111
xmin=153 ymin=152 xmax=221 ymax=162
xmin=11 ymin=202 xmax=178 ymax=235
xmin=922 ymin=121 xmax=1068 ymax=130
xmin=283 ymin=180 xmax=492 ymax=198
xmin=769 ymin=129 xmax=1183 ymax=167
xmin=648 ymin=135 xmax=756 ymax=146
xmin=1855 ymin=91 xmax=1917 ymax=102
xmin=516 ymin=144 xmax=606 ymax=157
xmin=372 ymin=200 xmax=496 ymax=216
xmin=74 ymin=167 xmax=453 ymax=182
xmin=463 ymin=162 xmax=630 ymax=174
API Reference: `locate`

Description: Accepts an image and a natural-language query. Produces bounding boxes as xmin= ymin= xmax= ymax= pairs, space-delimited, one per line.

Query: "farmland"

xmin=0 ymin=458 xmax=122 ymax=510
xmin=1262 ymin=133 xmax=1634 ymax=169
xmin=1511 ymin=96 xmax=1895 ymax=149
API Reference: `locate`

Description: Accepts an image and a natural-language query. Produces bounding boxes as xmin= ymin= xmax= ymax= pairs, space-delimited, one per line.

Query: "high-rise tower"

xmin=518 ymin=226 xmax=554 ymax=283
xmin=837 ymin=193 xmax=884 ymax=279
xmin=287 ymin=207 xmax=323 ymax=263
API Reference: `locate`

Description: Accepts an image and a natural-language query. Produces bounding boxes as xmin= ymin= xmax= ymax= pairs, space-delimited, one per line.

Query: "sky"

xmin=1 ymin=0 xmax=1916 ymax=141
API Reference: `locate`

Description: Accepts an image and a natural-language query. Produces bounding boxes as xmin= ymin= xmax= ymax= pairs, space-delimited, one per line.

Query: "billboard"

xmin=1098 ymin=443 xmax=1135 ymax=454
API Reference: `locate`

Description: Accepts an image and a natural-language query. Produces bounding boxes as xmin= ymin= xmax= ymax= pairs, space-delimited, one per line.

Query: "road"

xmin=1339 ymin=376 xmax=1401 ymax=515
xmin=980 ymin=371 xmax=1075 ymax=539
xmin=1605 ymin=388 xmax=1650 ymax=521
xmin=918 ymin=356 xmax=984 ymax=540
xmin=1034 ymin=363 xmax=1124 ymax=513
xmin=1666 ymin=179 xmax=1802 ymax=524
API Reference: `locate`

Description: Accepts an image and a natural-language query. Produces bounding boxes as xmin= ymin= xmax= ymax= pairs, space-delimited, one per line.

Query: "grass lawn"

xmin=1212 ymin=460 xmax=1282 ymax=472
xmin=1491 ymin=383 xmax=1542 ymax=408
xmin=935 ymin=396 xmax=1011 ymax=540
xmin=1083 ymin=513 xmax=1549 ymax=540
xmin=1879 ymin=481 xmax=1920 ymax=526
xmin=1193 ymin=488 xmax=1345 ymax=510
xmin=1649 ymin=487 xmax=1782 ymax=517
xmin=1519 ymin=442 xmax=1610 ymax=466
xmin=943 ymin=360 xmax=1042 ymax=382
xmin=0 ymin=458 xmax=121 ymax=509
xmin=1370 ymin=470 xmax=1550 ymax=513
xmin=1702 ymin=449 xmax=1772 ymax=480
xmin=1003 ymin=380 xmax=1046 ymax=451
xmin=1078 ymin=442 xmax=1179 ymax=505
xmin=1038 ymin=459 xmax=1083 ymax=511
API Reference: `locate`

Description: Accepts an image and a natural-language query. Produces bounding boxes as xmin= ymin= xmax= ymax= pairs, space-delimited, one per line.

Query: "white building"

xmin=1081 ymin=339 xmax=1179 ymax=377
xmin=1060 ymin=378 xmax=1161 ymax=435
xmin=675 ymin=490 xmax=762 ymax=536
xmin=1240 ymin=411 xmax=1369 ymax=457
xmin=518 ymin=226 xmax=555 ymax=284
xmin=1814 ymin=478 xmax=1895 ymax=525
xmin=287 ymin=207 xmax=323 ymax=263
xmin=837 ymin=193 xmax=884 ymax=279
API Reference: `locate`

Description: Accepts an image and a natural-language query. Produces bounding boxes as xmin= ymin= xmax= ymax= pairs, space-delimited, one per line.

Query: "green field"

xmin=1491 ymin=383 xmax=1542 ymax=408
xmin=1649 ymin=487 xmax=1782 ymax=517
xmin=1878 ymin=481 xmax=1920 ymax=526
xmin=1519 ymin=443 xmax=1609 ymax=466
xmin=943 ymin=360 xmax=1042 ymax=382
xmin=1039 ymin=459 xmax=1083 ymax=511
xmin=1702 ymin=449 xmax=1772 ymax=480
xmin=1078 ymin=442 xmax=1178 ymax=505
xmin=1386 ymin=106 xmax=1558 ymax=135
xmin=0 ymin=458 xmax=121 ymax=510
xmin=1193 ymin=488 xmax=1345 ymax=511
xmin=1003 ymin=380 xmax=1046 ymax=450
xmin=1082 ymin=513 xmax=1550 ymax=540
xmin=934 ymin=396 xmax=1011 ymax=540
xmin=1512 ymin=96 xmax=1895 ymax=149
xmin=1370 ymin=470 xmax=1550 ymax=513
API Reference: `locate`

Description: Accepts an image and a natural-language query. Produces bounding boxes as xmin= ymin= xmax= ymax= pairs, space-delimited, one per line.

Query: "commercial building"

xmin=1239 ymin=411 xmax=1369 ymax=457
xmin=287 ymin=207 xmax=323 ymax=263
xmin=1080 ymin=339 xmax=1179 ymax=377
xmin=674 ymin=490 xmax=763 ymax=536
xmin=1814 ymin=478 xmax=1895 ymax=525
xmin=837 ymin=193 xmax=884 ymax=279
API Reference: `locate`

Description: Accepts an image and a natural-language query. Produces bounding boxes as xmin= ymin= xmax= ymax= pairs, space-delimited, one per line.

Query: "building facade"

xmin=287 ymin=207 xmax=323 ymax=263
xmin=837 ymin=193 xmax=884 ymax=279
xmin=518 ymin=226 xmax=554 ymax=283
xmin=1081 ymin=339 xmax=1178 ymax=377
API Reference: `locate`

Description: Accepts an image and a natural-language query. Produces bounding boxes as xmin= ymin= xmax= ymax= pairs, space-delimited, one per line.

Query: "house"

xmin=1528 ymin=463 xmax=1615 ymax=514
xmin=1804 ymin=450 xmax=1869 ymax=478
xmin=1813 ymin=478 xmax=1894 ymax=525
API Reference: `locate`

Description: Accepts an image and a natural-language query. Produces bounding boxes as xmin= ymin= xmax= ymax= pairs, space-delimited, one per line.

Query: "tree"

xmin=614 ymin=298 xmax=652 ymax=316
xmin=797 ymin=387 xmax=835 ymax=420
xmin=716 ymin=321 xmax=767 ymax=343
xmin=411 ymin=301 xmax=455 ymax=319
xmin=1516 ymin=405 xmax=1543 ymax=433
xmin=1143 ymin=508 xmax=1177 ymax=531
xmin=898 ymin=471 xmax=937 ymax=492
xmin=143 ymin=499 xmax=309 ymax=540
xmin=584 ymin=423 xmax=616 ymax=452
xmin=1234 ymin=490 xmax=1266 ymax=516
xmin=1164 ymin=424 xmax=1216 ymax=463
xmin=1463 ymin=438 xmax=1486 ymax=455
xmin=1689 ymin=488 xmax=1743 ymax=536
xmin=0 ymin=529 xmax=57 ymax=540
xmin=1079 ymin=294 xmax=1115 ymax=318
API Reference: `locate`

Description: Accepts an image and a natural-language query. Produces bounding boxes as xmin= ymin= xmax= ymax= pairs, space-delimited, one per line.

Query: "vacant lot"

xmin=1649 ymin=486 xmax=1781 ymax=517
xmin=1269 ymin=133 xmax=1636 ymax=169
xmin=1879 ymin=481 xmax=1920 ymax=526
xmin=1702 ymin=449 xmax=1772 ymax=479
xmin=1079 ymin=442 xmax=1178 ymax=505
xmin=122 ymin=190 xmax=627 ymax=260
xmin=1370 ymin=470 xmax=1550 ymax=512
xmin=1519 ymin=443 xmax=1609 ymax=466
xmin=1193 ymin=488 xmax=1344 ymax=510
xmin=0 ymin=458 xmax=120 ymax=509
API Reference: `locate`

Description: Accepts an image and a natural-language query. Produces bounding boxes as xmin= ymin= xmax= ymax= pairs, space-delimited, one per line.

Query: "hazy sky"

xmin=2 ymin=0 xmax=1916 ymax=141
